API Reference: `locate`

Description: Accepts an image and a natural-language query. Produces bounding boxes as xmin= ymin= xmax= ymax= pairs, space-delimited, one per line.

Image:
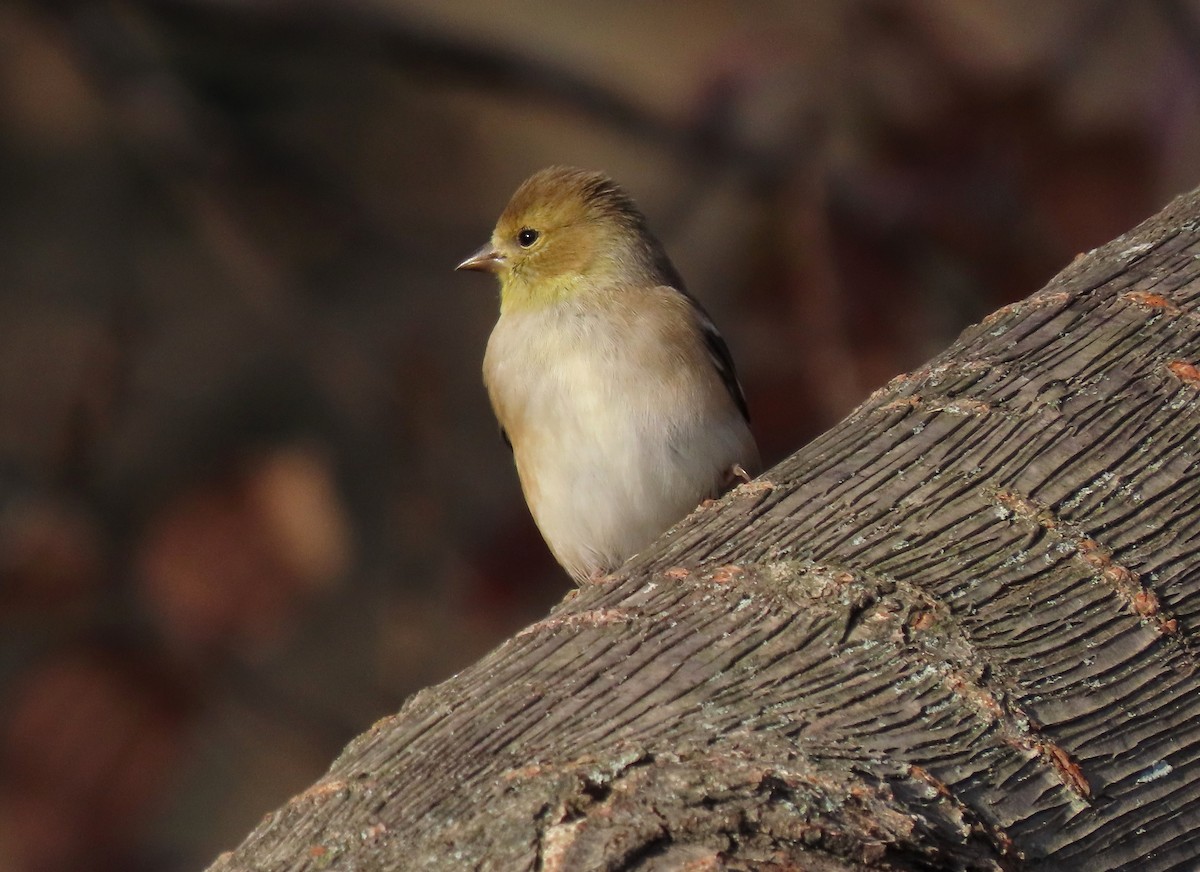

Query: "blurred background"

xmin=1 ymin=1 xmax=1198 ymax=869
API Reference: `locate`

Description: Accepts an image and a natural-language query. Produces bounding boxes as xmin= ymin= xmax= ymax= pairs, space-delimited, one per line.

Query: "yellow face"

xmin=457 ymin=167 xmax=654 ymax=311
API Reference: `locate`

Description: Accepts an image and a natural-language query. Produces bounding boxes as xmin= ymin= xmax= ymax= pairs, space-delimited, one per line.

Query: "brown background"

xmin=1 ymin=2 xmax=1198 ymax=870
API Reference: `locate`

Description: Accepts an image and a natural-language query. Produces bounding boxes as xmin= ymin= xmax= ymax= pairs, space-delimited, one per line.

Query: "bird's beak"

xmin=456 ymin=243 xmax=505 ymax=273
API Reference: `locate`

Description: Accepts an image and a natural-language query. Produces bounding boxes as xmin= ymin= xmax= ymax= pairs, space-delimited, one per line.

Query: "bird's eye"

xmin=517 ymin=228 xmax=540 ymax=248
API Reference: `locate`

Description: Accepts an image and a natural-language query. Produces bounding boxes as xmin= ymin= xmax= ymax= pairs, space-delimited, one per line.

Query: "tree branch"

xmin=208 ymin=190 xmax=1200 ymax=870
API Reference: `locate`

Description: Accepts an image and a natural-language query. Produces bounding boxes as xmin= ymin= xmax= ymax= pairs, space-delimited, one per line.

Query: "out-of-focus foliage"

xmin=1 ymin=1 xmax=1197 ymax=869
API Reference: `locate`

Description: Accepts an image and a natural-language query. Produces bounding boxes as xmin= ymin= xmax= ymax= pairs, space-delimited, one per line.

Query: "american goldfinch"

xmin=458 ymin=166 xmax=760 ymax=582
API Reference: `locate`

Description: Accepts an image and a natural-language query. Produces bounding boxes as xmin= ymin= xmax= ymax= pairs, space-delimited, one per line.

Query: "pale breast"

xmin=483 ymin=292 xmax=757 ymax=580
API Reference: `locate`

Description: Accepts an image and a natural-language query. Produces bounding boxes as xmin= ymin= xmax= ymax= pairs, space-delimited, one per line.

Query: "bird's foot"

xmin=718 ymin=463 xmax=754 ymax=492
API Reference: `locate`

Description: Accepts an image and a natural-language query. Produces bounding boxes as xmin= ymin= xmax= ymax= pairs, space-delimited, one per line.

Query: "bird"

xmin=457 ymin=166 xmax=760 ymax=583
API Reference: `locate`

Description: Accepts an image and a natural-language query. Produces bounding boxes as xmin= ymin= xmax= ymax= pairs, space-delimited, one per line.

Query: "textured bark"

xmin=208 ymin=190 xmax=1200 ymax=871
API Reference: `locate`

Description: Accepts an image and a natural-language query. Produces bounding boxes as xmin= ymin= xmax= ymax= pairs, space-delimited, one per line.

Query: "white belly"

xmin=484 ymin=300 xmax=755 ymax=581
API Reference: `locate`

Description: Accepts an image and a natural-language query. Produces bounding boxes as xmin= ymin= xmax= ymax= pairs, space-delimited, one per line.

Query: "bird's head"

xmin=457 ymin=166 xmax=677 ymax=312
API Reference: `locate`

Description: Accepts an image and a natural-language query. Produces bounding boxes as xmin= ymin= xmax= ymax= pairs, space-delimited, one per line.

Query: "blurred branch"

xmin=72 ymin=0 xmax=794 ymax=184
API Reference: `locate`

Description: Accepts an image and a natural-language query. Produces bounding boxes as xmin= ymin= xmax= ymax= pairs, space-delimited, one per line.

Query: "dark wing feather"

xmin=686 ymin=295 xmax=752 ymax=424
xmin=642 ymin=228 xmax=751 ymax=424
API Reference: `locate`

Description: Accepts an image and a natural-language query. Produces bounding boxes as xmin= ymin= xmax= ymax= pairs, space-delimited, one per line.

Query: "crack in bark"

xmin=992 ymin=488 xmax=1196 ymax=668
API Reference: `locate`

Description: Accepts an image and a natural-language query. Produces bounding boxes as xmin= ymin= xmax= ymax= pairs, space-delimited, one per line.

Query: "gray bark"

xmin=208 ymin=189 xmax=1200 ymax=871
